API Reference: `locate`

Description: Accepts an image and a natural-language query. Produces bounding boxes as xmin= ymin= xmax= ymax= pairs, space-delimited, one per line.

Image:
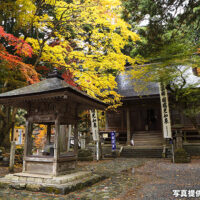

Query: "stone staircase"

xmin=120 ymin=147 xmax=163 ymax=158
xmin=133 ymin=131 xmax=163 ymax=147
xmin=120 ymin=131 xmax=164 ymax=158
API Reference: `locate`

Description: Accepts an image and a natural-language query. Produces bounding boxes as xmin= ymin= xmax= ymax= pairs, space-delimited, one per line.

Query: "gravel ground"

xmin=0 ymin=158 xmax=145 ymax=200
xmin=119 ymin=158 xmax=200 ymax=200
xmin=0 ymin=158 xmax=199 ymax=200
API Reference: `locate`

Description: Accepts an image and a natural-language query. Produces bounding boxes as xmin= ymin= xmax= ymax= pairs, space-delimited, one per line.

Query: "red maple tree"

xmin=0 ymin=26 xmax=39 ymax=84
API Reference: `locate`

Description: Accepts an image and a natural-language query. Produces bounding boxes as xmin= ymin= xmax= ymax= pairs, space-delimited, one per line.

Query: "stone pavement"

xmin=0 ymin=158 xmax=145 ymax=200
xmin=0 ymin=158 xmax=200 ymax=199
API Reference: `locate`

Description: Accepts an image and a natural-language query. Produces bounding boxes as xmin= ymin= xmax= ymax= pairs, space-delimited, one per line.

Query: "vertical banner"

xmin=159 ymin=83 xmax=172 ymax=138
xmin=111 ymin=131 xmax=116 ymax=151
xmin=90 ymin=109 xmax=100 ymax=161
xmin=90 ymin=110 xmax=99 ymax=141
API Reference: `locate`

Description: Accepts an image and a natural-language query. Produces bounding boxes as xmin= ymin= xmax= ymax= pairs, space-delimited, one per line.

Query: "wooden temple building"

xmin=0 ymin=71 xmax=106 ymax=176
xmin=102 ymin=67 xmax=200 ymax=157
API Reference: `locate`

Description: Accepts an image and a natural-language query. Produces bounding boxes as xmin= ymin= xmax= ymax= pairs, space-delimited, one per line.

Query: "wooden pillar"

xmin=126 ymin=107 xmax=131 ymax=145
xmin=74 ymin=105 xmax=79 ymax=154
xmin=28 ymin=124 xmax=33 ymax=156
xmin=53 ymin=115 xmax=60 ymax=176
xmin=9 ymin=141 xmax=16 ymax=172
xmin=122 ymin=109 xmax=124 ymax=131
xmin=105 ymin=112 xmax=108 ymax=130
xmin=24 ymin=120 xmax=33 ymax=157
xmin=23 ymin=119 xmax=32 ymax=172
xmin=47 ymin=124 xmax=51 ymax=144
xmin=183 ymin=131 xmax=187 ymax=143
xmin=67 ymin=125 xmax=72 ymax=152
xmin=59 ymin=125 xmax=67 ymax=152
xmin=74 ymin=122 xmax=79 ymax=154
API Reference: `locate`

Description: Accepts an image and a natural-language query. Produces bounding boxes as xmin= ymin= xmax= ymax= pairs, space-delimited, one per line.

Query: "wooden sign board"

xmin=159 ymin=83 xmax=172 ymax=138
xmin=90 ymin=110 xmax=99 ymax=141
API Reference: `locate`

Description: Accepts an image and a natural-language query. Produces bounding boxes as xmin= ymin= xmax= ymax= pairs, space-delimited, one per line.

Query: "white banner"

xmin=159 ymin=83 xmax=172 ymax=138
xmin=90 ymin=109 xmax=99 ymax=141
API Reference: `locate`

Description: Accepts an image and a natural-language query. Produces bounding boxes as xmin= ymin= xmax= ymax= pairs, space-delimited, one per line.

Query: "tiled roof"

xmin=0 ymin=76 xmax=107 ymax=107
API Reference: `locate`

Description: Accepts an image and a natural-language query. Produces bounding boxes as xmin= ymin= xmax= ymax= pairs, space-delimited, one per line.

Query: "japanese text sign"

xmin=90 ymin=110 xmax=99 ymax=141
xmin=159 ymin=83 xmax=172 ymax=138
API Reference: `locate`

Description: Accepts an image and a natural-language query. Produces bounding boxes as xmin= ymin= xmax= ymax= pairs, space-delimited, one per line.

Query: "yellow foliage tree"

xmin=1 ymin=0 xmax=140 ymax=108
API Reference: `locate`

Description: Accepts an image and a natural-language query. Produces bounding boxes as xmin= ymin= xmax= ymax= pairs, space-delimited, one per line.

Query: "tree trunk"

xmin=0 ymin=106 xmax=17 ymax=149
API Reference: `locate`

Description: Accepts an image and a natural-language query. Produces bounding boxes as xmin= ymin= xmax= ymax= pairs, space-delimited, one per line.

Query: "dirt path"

xmin=119 ymin=158 xmax=200 ymax=200
xmin=0 ymin=158 xmax=199 ymax=199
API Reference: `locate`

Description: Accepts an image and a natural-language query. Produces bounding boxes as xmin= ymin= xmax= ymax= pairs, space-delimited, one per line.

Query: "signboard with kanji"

xmin=159 ymin=83 xmax=172 ymax=138
xmin=111 ymin=131 xmax=116 ymax=150
xmin=90 ymin=109 xmax=99 ymax=141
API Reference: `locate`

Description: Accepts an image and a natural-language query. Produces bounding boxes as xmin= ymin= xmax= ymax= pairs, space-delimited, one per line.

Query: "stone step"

xmin=133 ymin=140 xmax=163 ymax=143
xmin=133 ymin=134 xmax=162 ymax=136
xmin=184 ymin=145 xmax=200 ymax=156
xmin=120 ymin=148 xmax=163 ymax=158
xmin=134 ymin=144 xmax=163 ymax=147
xmin=132 ymin=132 xmax=163 ymax=148
xmin=134 ymin=140 xmax=163 ymax=143
xmin=122 ymin=149 xmax=162 ymax=153
xmin=133 ymin=136 xmax=162 ymax=138
xmin=4 ymin=171 xmax=92 ymax=184
xmin=0 ymin=172 xmax=105 ymax=195
xmin=133 ymin=132 xmax=162 ymax=135
xmin=121 ymin=155 xmax=162 ymax=158
xmin=133 ymin=144 xmax=163 ymax=147
xmin=133 ymin=136 xmax=163 ymax=138
xmin=133 ymin=139 xmax=163 ymax=142
xmin=134 ymin=138 xmax=163 ymax=140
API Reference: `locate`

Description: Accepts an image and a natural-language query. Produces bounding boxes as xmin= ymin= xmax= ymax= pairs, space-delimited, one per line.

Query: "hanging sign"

xmin=111 ymin=131 xmax=116 ymax=150
xmin=90 ymin=109 xmax=99 ymax=141
xmin=159 ymin=83 xmax=172 ymax=138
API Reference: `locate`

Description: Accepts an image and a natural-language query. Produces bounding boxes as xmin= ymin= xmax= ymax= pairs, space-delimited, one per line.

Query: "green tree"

xmin=122 ymin=0 xmax=200 ymax=131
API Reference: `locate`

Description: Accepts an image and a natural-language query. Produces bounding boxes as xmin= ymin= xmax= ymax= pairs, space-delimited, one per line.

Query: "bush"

xmin=78 ymin=149 xmax=92 ymax=157
xmin=78 ymin=149 xmax=93 ymax=161
xmin=174 ymin=148 xmax=191 ymax=163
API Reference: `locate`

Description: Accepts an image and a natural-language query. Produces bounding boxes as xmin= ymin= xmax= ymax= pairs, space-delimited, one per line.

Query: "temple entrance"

xmin=130 ymin=105 xmax=163 ymax=147
xmin=131 ymin=107 xmax=162 ymax=132
xmin=146 ymin=109 xmax=159 ymax=131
